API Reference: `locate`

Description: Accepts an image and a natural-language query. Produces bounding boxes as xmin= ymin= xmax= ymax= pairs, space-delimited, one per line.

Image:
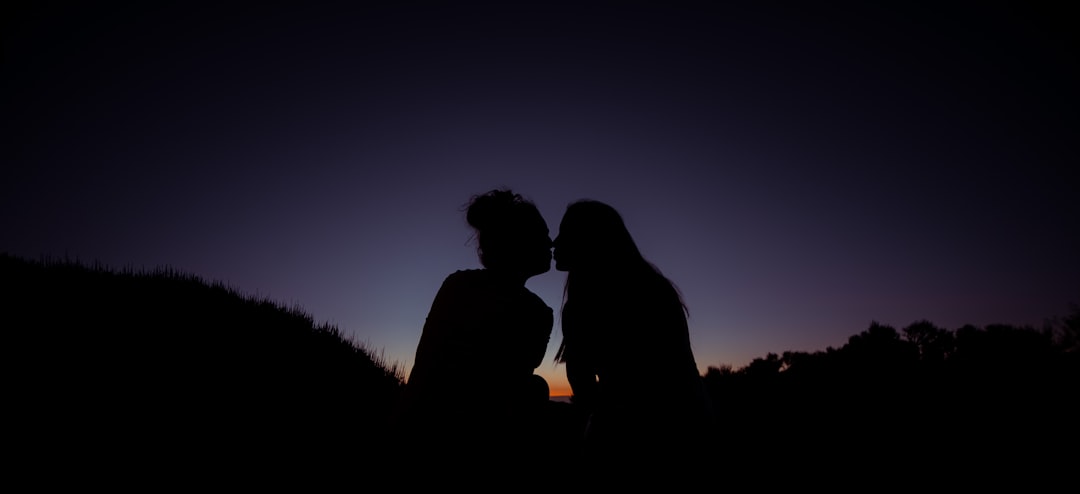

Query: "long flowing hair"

xmin=553 ymin=200 xmax=687 ymax=363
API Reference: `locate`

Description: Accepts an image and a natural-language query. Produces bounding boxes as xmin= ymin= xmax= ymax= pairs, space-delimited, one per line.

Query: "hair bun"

xmin=466 ymin=189 xmax=522 ymax=232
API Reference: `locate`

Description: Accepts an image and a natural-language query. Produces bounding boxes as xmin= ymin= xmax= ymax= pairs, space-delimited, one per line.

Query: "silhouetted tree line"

xmin=2 ymin=253 xmax=406 ymax=479
xmin=701 ymin=310 xmax=1079 ymax=476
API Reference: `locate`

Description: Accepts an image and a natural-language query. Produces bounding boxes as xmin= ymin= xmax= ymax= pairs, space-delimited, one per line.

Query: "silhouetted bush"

xmin=702 ymin=310 xmax=1079 ymax=477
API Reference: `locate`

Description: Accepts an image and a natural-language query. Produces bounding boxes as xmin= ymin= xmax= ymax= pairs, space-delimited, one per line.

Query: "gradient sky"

xmin=5 ymin=1 xmax=1078 ymax=396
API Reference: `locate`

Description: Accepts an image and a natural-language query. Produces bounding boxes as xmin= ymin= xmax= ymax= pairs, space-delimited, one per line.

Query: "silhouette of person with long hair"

xmin=399 ymin=189 xmax=554 ymax=470
xmin=553 ymin=199 xmax=713 ymax=472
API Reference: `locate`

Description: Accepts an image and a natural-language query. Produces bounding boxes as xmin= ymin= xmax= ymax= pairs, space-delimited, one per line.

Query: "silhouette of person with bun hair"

xmin=400 ymin=189 xmax=555 ymax=469
xmin=553 ymin=199 xmax=714 ymax=472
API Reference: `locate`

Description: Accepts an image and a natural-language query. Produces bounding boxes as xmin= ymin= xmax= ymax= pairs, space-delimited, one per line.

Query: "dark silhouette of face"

xmin=553 ymin=200 xmax=635 ymax=273
xmin=504 ymin=207 xmax=553 ymax=280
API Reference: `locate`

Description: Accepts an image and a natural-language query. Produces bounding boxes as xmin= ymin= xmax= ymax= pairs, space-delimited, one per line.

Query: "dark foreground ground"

xmin=4 ymin=254 xmax=1076 ymax=487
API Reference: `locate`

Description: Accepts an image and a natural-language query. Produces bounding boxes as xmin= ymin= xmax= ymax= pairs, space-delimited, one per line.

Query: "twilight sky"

xmin=4 ymin=1 xmax=1077 ymax=396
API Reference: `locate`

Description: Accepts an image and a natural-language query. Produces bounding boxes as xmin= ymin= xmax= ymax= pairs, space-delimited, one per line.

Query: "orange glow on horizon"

xmin=548 ymin=384 xmax=572 ymax=398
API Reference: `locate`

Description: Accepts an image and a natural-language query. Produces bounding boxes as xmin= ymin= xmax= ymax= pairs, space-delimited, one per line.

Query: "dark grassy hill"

xmin=2 ymin=253 xmax=406 ymax=480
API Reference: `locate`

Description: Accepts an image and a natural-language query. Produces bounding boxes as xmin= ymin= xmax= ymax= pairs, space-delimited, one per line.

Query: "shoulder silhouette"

xmin=552 ymin=199 xmax=713 ymax=472
xmin=398 ymin=189 xmax=556 ymax=470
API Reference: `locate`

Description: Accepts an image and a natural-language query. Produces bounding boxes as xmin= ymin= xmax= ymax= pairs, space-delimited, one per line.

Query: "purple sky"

xmin=5 ymin=1 xmax=1078 ymax=395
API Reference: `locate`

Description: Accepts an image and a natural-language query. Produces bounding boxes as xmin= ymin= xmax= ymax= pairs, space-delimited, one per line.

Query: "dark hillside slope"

xmin=2 ymin=253 xmax=405 ymax=477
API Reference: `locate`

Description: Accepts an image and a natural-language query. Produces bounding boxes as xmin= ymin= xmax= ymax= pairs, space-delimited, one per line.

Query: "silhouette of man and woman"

xmin=399 ymin=188 xmax=713 ymax=475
